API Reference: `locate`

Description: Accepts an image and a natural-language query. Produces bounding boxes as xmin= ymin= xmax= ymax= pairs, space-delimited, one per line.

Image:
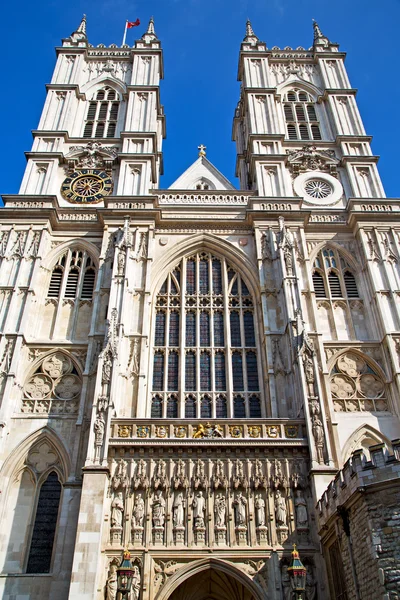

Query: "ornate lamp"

xmin=288 ymin=544 xmax=307 ymax=599
xmin=117 ymin=550 xmax=134 ymax=597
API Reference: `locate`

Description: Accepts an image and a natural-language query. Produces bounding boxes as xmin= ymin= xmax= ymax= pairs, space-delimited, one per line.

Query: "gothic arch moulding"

xmin=276 ymin=79 xmax=323 ymax=100
xmin=326 ymin=347 xmax=388 ymax=382
xmin=341 ymin=424 xmax=392 ymax=463
xmin=42 ymin=238 xmax=100 ymax=271
xmin=0 ymin=425 xmax=71 ymax=486
xmin=308 ymin=241 xmax=361 ymax=274
xmin=150 ymin=233 xmax=260 ymax=302
xmin=155 ymin=558 xmax=265 ymax=600
xmin=81 ymin=75 xmax=127 ymax=98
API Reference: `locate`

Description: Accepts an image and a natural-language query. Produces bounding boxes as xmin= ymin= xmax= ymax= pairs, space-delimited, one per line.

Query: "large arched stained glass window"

xmin=151 ymin=252 xmax=262 ymax=418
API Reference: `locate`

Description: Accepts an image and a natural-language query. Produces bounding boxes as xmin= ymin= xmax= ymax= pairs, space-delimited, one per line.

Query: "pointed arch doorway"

xmin=158 ymin=559 xmax=264 ymax=600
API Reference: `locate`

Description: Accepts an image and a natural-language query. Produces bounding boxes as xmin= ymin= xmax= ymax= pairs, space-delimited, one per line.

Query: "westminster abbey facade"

xmin=0 ymin=15 xmax=399 ymax=600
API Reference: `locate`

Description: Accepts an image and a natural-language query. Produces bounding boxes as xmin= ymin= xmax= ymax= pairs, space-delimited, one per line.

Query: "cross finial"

xmin=198 ymin=144 xmax=206 ymax=157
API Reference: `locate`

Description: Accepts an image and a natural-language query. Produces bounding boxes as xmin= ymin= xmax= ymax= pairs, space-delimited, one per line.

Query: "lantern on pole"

xmin=117 ymin=550 xmax=135 ymax=598
xmin=288 ymin=544 xmax=307 ymax=599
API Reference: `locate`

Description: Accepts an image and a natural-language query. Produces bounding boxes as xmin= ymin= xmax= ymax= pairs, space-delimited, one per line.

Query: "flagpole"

xmin=122 ymin=20 xmax=128 ymax=46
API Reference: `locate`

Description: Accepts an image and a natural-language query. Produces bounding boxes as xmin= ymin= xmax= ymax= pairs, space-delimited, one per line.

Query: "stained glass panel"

xmin=230 ymin=312 xmax=241 ymax=347
xmin=200 ymin=352 xmax=211 ymax=391
xmin=169 ymin=311 xmax=180 ymax=346
xmin=232 ymin=352 xmax=244 ymax=391
xmin=155 ymin=311 xmax=166 ymax=346
xmin=186 ymin=311 xmax=196 ymax=346
xmin=185 ymin=395 xmax=197 ymax=418
xmin=185 ymin=351 xmax=196 ymax=391
xmin=168 ymin=351 xmax=179 ymax=391
xmin=152 ymin=351 xmax=164 ymax=391
xmin=213 ymin=311 xmax=224 ymax=346
xmin=186 ymin=259 xmax=196 ymax=294
xmin=167 ymin=395 xmax=178 ymax=418
xmin=199 ymin=259 xmax=209 ymax=294
xmin=212 ymin=259 xmax=222 ymax=294
xmin=151 ymin=395 xmax=163 ymax=418
xmin=200 ymin=311 xmax=210 ymax=346
xmin=200 ymin=395 xmax=212 ymax=418
xmin=234 ymin=395 xmax=246 ymax=418
xmin=249 ymin=395 xmax=261 ymax=418
xmin=216 ymin=394 xmax=227 ymax=418
xmin=246 ymin=351 xmax=259 ymax=391
xmin=215 ymin=352 xmax=226 ymax=391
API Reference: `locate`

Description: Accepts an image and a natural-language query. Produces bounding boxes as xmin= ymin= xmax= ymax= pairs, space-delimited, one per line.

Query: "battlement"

xmin=317 ymin=439 xmax=400 ymax=526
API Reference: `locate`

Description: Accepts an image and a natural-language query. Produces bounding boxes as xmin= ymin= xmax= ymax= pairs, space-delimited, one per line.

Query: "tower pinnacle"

xmin=77 ymin=14 xmax=87 ymax=35
xmin=141 ymin=17 xmax=158 ymax=42
xmin=69 ymin=14 xmax=87 ymax=44
xmin=243 ymin=19 xmax=259 ymax=45
xmin=312 ymin=19 xmax=332 ymax=49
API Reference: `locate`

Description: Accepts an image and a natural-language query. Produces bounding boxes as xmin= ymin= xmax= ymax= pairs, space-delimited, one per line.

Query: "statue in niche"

xmin=151 ymin=490 xmax=166 ymax=527
xmin=261 ymin=229 xmax=272 ymax=260
xmin=294 ymin=490 xmax=308 ymax=527
xmin=94 ymin=411 xmax=105 ymax=448
xmin=255 ymin=493 xmax=266 ymax=527
xmin=192 ymin=491 xmax=206 ymax=528
xmin=132 ymin=492 xmax=145 ymax=528
xmin=311 ymin=415 xmax=325 ymax=464
xmin=111 ymin=492 xmax=124 ymax=528
xmin=131 ymin=565 xmax=141 ymax=600
xmin=117 ymin=249 xmax=126 ymax=276
xmin=281 ymin=565 xmax=292 ymax=600
xmin=106 ymin=564 xmax=118 ymax=600
xmin=173 ymin=492 xmax=185 ymax=527
xmin=214 ymin=493 xmax=226 ymax=527
xmin=274 ymin=490 xmax=287 ymax=527
xmin=306 ymin=568 xmax=317 ymax=600
xmin=233 ymin=491 xmax=247 ymax=526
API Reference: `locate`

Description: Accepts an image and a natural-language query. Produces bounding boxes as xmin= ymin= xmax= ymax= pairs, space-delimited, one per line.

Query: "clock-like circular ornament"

xmin=293 ymin=171 xmax=343 ymax=207
xmin=61 ymin=169 xmax=113 ymax=204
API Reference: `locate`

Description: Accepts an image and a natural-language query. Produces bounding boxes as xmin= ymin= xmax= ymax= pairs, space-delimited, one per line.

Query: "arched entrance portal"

xmin=168 ymin=568 xmax=257 ymax=600
xmin=157 ymin=559 xmax=264 ymax=600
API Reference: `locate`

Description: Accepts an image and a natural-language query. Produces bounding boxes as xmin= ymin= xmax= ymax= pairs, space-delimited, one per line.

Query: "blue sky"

xmin=1 ymin=0 xmax=399 ymax=196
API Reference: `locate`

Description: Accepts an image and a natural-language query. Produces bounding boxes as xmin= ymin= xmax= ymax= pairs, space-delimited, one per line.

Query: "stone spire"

xmin=142 ymin=16 xmax=158 ymax=42
xmin=243 ymin=19 xmax=259 ymax=45
xmin=69 ymin=14 xmax=87 ymax=44
xmin=312 ymin=19 xmax=331 ymax=49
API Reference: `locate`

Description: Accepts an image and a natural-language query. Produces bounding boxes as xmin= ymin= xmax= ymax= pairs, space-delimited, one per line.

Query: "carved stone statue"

xmin=192 ymin=491 xmax=206 ymax=528
xmin=312 ymin=415 xmax=325 ymax=464
xmin=151 ymin=490 xmax=166 ymax=527
xmin=214 ymin=493 xmax=226 ymax=527
xmin=233 ymin=491 xmax=247 ymax=526
xmin=306 ymin=568 xmax=317 ymax=600
xmin=117 ymin=249 xmax=126 ymax=276
xmin=106 ymin=564 xmax=118 ymax=600
xmin=294 ymin=490 xmax=308 ymax=527
xmin=111 ymin=492 xmax=124 ymax=528
xmin=255 ymin=493 xmax=266 ymax=527
xmin=131 ymin=565 xmax=141 ymax=600
xmin=274 ymin=490 xmax=287 ymax=527
xmin=173 ymin=492 xmax=185 ymax=527
xmin=94 ymin=412 xmax=105 ymax=461
xmin=281 ymin=565 xmax=292 ymax=600
xmin=132 ymin=493 xmax=145 ymax=528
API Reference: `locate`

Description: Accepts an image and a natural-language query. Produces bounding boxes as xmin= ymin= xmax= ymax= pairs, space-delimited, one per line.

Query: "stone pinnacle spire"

xmin=76 ymin=14 xmax=87 ymax=35
xmin=312 ymin=19 xmax=332 ymax=49
xmin=243 ymin=19 xmax=259 ymax=44
xmin=141 ymin=16 xmax=158 ymax=42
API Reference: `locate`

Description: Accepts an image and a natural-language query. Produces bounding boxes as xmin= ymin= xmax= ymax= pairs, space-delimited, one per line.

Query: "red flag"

xmin=127 ymin=19 xmax=140 ymax=28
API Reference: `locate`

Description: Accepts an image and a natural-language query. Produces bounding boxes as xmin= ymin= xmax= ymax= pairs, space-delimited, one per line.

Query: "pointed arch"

xmin=42 ymin=238 xmax=100 ymax=271
xmin=151 ymin=233 xmax=260 ymax=302
xmin=81 ymin=75 xmax=127 ymax=98
xmin=308 ymin=241 xmax=361 ymax=274
xmin=156 ymin=558 xmax=265 ymax=600
xmin=277 ymin=79 xmax=323 ymax=99
xmin=341 ymin=424 xmax=392 ymax=463
xmin=326 ymin=347 xmax=388 ymax=382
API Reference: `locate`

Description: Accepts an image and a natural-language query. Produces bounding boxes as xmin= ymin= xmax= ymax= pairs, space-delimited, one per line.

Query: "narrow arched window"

xmin=312 ymin=271 xmax=326 ymax=297
xmin=151 ymin=252 xmax=262 ymax=418
xmin=83 ymin=86 xmax=120 ymax=139
xmin=26 ymin=471 xmax=61 ymax=573
xmin=283 ymin=89 xmax=322 ymax=141
xmin=312 ymin=248 xmax=358 ymax=301
xmin=47 ymin=248 xmax=97 ymax=301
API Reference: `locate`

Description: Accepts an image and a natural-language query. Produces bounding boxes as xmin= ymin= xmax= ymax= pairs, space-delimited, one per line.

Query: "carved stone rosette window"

xmin=151 ymin=252 xmax=262 ymax=419
xmin=330 ymin=352 xmax=387 ymax=412
xmin=22 ymin=352 xmax=82 ymax=414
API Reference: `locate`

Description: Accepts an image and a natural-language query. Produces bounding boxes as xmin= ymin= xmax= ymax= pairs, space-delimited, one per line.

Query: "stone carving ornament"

xmin=152 ymin=490 xmax=166 ymax=527
xmin=132 ymin=493 xmax=145 ymax=528
xmin=233 ymin=491 xmax=247 ymax=526
xmin=214 ymin=493 xmax=226 ymax=527
xmin=23 ymin=352 xmax=82 ymax=414
xmin=106 ymin=564 xmax=118 ymax=600
xmin=192 ymin=491 xmax=206 ymax=528
xmin=255 ymin=493 xmax=266 ymax=527
xmin=111 ymin=492 xmax=124 ymax=528
xmin=172 ymin=492 xmax=185 ymax=527
xmin=330 ymin=352 xmax=387 ymax=412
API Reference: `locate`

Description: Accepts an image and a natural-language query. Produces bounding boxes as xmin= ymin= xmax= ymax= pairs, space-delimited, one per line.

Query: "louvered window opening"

xmin=47 ymin=249 xmax=96 ymax=301
xmin=152 ymin=252 xmax=262 ymax=418
xmin=83 ymin=87 xmax=120 ymax=139
xmin=283 ymin=89 xmax=322 ymax=141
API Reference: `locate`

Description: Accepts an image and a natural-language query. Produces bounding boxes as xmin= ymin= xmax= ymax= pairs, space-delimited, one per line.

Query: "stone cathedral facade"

xmin=0 ymin=15 xmax=399 ymax=600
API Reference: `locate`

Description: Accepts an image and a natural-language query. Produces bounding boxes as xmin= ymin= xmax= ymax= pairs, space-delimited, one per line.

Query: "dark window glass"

xmin=230 ymin=312 xmax=241 ymax=346
xmin=168 ymin=351 xmax=179 ymax=391
xmin=186 ymin=311 xmax=196 ymax=346
xmin=151 ymin=395 xmax=163 ymax=418
xmin=311 ymin=124 xmax=322 ymax=140
xmin=246 ymin=351 xmax=259 ymax=391
xmin=26 ymin=472 xmax=61 ymax=574
xmin=307 ymin=105 xmax=318 ymax=121
xmin=232 ymin=352 xmax=244 ymax=391
xmin=169 ymin=311 xmax=180 ymax=346
xmin=87 ymin=102 xmax=97 ymax=120
xmin=152 ymin=352 xmax=164 ymax=391
xmin=199 ymin=259 xmax=209 ymax=294
xmin=216 ymin=395 xmax=227 ymax=418
xmin=313 ymin=271 xmax=326 ymax=298
xmin=155 ymin=312 xmax=166 ymax=346
xmin=185 ymin=395 xmax=196 ymax=418
xmin=287 ymin=124 xmax=297 ymax=140
xmin=284 ymin=104 xmax=294 ymax=121
xmin=81 ymin=269 xmax=95 ymax=299
xmin=328 ymin=271 xmax=342 ymax=297
xmin=48 ymin=268 xmax=63 ymax=297
xmin=249 ymin=395 xmax=261 ymax=418
xmin=299 ymin=124 xmax=309 ymax=140
xmin=98 ymin=102 xmax=108 ymax=120
xmin=234 ymin=395 xmax=246 ymax=418
xmin=95 ymin=122 xmax=105 ymax=138
xmin=215 ymin=352 xmax=226 ymax=391
xmin=200 ymin=352 xmax=211 ymax=391
xmin=83 ymin=122 xmax=94 ymax=138
xmin=296 ymin=105 xmax=306 ymax=121
xmin=166 ymin=395 xmax=178 ymax=418
xmin=186 ymin=259 xmax=196 ymax=294
xmin=106 ymin=122 xmax=116 ymax=138
xmin=64 ymin=268 xmax=79 ymax=298
xmin=200 ymin=395 xmax=212 ymax=418
xmin=244 ymin=311 xmax=255 ymax=346
xmin=212 ymin=259 xmax=222 ymax=294
xmin=185 ymin=351 xmax=196 ymax=391
xmin=214 ymin=312 xmax=224 ymax=346
xmin=200 ymin=311 xmax=210 ymax=346
xmin=344 ymin=271 xmax=358 ymax=297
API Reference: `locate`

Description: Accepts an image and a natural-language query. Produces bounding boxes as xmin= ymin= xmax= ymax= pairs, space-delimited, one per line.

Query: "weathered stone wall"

xmin=318 ymin=441 xmax=400 ymax=600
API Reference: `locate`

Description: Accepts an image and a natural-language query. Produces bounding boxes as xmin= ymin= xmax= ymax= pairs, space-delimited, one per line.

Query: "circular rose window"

xmin=293 ymin=171 xmax=343 ymax=206
xmin=304 ymin=179 xmax=333 ymax=199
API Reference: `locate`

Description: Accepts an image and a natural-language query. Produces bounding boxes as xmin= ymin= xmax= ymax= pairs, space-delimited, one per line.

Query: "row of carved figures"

xmin=110 ymin=486 xmax=309 ymax=546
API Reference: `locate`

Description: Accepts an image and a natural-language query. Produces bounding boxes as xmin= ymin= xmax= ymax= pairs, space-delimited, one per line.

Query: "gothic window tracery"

xmin=283 ymin=89 xmax=322 ymax=141
xmin=22 ymin=352 xmax=82 ymax=414
xmin=312 ymin=248 xmax=358 ymax=300
xmin=83 ymin=86 xmax=120 ymax=139
xmin=330 ymin=352 xmax=388 ymax=412
xmin=48 ymin=248 xmax=96 ymax=301
xmin=151 ymin=252 xmax=262 ymax=418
